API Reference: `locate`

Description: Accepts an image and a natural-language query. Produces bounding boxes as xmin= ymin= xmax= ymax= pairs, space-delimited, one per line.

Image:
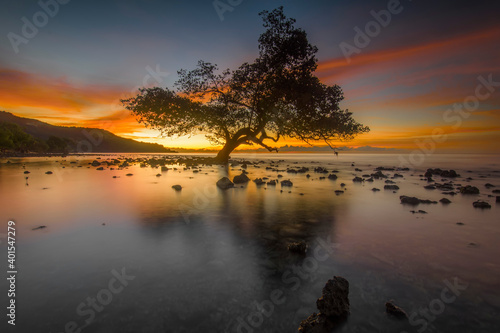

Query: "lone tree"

xmin=122 ymin=7 xmax=369 ymax=163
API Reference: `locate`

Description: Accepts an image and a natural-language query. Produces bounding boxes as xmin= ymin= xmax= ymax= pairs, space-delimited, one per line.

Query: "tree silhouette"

xmin=122 ymin=7 xmax=369 ymax=163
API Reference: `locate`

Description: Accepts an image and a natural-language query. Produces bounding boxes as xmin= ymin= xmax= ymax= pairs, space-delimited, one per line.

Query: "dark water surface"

xmin=0 ymin=153 xmax=499 ymax=332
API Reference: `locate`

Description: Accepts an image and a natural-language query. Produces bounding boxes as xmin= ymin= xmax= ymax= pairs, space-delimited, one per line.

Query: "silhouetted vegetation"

xmin=122 ymin=7 xmax=369 ymax=163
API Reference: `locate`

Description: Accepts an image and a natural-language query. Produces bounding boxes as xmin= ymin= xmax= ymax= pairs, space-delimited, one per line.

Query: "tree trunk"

xmin=214 ymin=139 xmax=238 ymax=164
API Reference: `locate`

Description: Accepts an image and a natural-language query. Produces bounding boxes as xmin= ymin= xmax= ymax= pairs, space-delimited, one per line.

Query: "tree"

xmin=0 ymin=121 xmax=36 ymax=153
xmin=122 ymin=7 xmax=369 ymax=163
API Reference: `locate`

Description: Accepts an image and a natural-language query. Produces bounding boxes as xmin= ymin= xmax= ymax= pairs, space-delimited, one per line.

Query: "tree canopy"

xmin=122 ymin=7 xmax=369 ymax=162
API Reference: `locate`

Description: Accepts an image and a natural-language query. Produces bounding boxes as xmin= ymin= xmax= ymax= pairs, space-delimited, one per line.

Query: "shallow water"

xmin=0 ymin=153 xmax=499 ymax=332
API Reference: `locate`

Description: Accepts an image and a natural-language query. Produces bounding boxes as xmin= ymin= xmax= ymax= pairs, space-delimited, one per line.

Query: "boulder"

xmin=45 ymin=171 xmax=53 ymax=175
xmin=172 ymin=185 xmax=182 ymax=191
xmin=96 ymin=167 xmax=104 ymax=171
xmin=253 ymin=178 xmax=265 ymax=185
xmin=439 ymin=198 xmax=451 ymax=204
xmin=460 ymin=186 xmax=480 ymax=194
xmin=281 ymin=179 xmax=293 ymax=187
xmin=385 ymin=301 xmax=408 ymax=319
xmin=267 ymin=180 xmax=277 ymax=186
xmin=473 ymin=201 xmax=491 ymax=209
xmin=288 ymin=241 xmax=307 ymax=254
xmin=316 ymin=276 xmax=350 ymax=318
xmin=328 ymin=174 xmax=338 ymax=180
xmin=216 ymin=177 xmax=234 ymax=189
xmin=298 ymin=276 xmax=350 ymax=333
xmin=352 ymin=177 xmax=364 ymax=182
xmin=233 ymin=173 xmax=250 ymax=184
xmin=400 ymin=196 xmax=420 ymax=205
xmin=384 ymin=185 xmax=399 ymax=190
xmin=91 ymin=160 xmax=101 ymax=167
xmin=372 ymin=188 xmax=380 ymax=192
xmin=400 ymin=196 xmax=438 ymax=205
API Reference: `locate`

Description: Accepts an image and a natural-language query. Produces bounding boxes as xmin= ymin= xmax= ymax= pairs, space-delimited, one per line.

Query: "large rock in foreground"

xmin=316 ymin=276 xmax=350 ymax=317
xmin=298 ymin=276 xmax=350 ymax=332
xmin=216 ymin=177 xmax=234 ymax=189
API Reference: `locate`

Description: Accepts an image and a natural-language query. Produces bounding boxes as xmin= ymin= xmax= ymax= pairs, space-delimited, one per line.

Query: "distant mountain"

xmin=0 ymin=111 xmax=174 ymax=153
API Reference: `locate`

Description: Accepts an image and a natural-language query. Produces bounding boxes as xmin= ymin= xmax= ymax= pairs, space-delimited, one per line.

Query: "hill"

xmin=0 ymin=111 xmax=174 ymax=153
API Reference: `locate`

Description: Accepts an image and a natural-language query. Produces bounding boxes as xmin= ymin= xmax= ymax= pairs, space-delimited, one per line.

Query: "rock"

xmin=328 ymin=174 xmax=338 ymax=180
xmin=45 ymin=171 xmax=53 ymax=174
xmin=439 ymin=198 xmax=451 ymax=204
xmin=385 ymin=179 xmax=396 ymax=184
xmin=172 ymin=185 xmax=182 ymax=191
xmin=91 ymin=160 xmax=101 ymax=167
xmin=298 ymin=313 xmax=332 ymax=333
xmin=281 ymin=180 xmax=293 ymax=187
xmin=400 ymin=196 xmax=437 ymax=204
xmin=298 ymin=276 xmax=350 ymax=333
xmin=384 ymin=185 xmax=399 ymax=190
xmin=485 ymin=183 xmax=495 ymax=188
xmin=492 ymin=190 xmax=500 ymax=194
xmin=340 ymin=183 xmax=346 ymax=187
xmin=126 ymin=173 xmax=133 ymax=176
xmin=372 ymin=188 xmax=380 ymax=192
xmin=473 ymin=201 xmax=491 ymax=209
xmin=267 ymin=180 xmax=277 ymax=186
xmin=385 ymin=301 xmax=408 ymax=319
xmin=456 ymin=222 xmax=465 ymax=225
xmin=440 ymin=170 xmax=459 ymax=178
xmin=32 ymin=226 xmax=47 ymax=230
xmin=334 ymin=190 xmax=344 ymax=194
xmin=253 ymin=178 xmax=265 ymax=185
xmin=288 ymin=241 xmax=307 ymax=254
xmin=156 ymin=173 xmax=161 ymax=177
xmin=24 ymin=171 xmax=30 ymax=174
xmin=233 ymin=173 xmax=250 ymax=184
xmin=400 ymin=196 xmax=420 ymax=205
xmin=316 ymin=276 xmax=350 ymax=318
xmin=460 ymin=185 xmax=480 ymax=194
xmin=424 ymin=185 xmax=436 ymax=190
xmin=96 ymin=167 xmax=104 ymax=171
xmin=352 ymin=177 xmax=364 ymax=182
xmin=216 ymin=177 xmax=234 ymax=189
xmin=497 ymin=196 xmax=500 ymax=203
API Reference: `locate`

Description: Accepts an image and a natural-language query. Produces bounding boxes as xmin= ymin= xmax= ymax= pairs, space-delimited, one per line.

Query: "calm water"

xmin=0 ymin=153 xmax=499 ymax=333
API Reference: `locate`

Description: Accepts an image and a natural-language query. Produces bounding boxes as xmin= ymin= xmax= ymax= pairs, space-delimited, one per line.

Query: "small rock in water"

xmin=126 ymin=173 xmax=133 ymax=176
xmin=233 ymin=173 xmax=250 ymax=184
xmin=156 ymin=173 xmax=161 ymax=177
xmin=384 ymin=185 xmax=399 ymax=190
xmin=171 ymin=185 xmax=182 ymax=191
xmin=439 ymin=198 xmax=452 ymax=204
xmin=473 ymin=201 xmax=491 ymax=209
xmin=460 ymin=185 xmax=480 ymax=194
xmin=281 ymin=179 xmax=293 ymax=187
xmin=45 ymin=171 xmax=53 ymax=175
xmin=216 ymin=177 xmax=234 ymax=189
xmin=24 ymin=171 xmax=30 ymax=174
xmin=371 ymin=188 xmax=380 ymax=192
xmin=288 ymin=241 xmax=307 ymax=255
xmin=456 ymin=222 xmax=465 ymax=226
xmin=385 ymin=301 xmax=408 ymax=319
xmin=32 ymin=226 xmax=47 ymax=230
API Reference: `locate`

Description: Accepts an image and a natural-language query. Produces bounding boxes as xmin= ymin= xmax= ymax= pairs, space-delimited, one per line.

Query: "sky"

xmin=0 ymin=0 xmax=499 ymax=152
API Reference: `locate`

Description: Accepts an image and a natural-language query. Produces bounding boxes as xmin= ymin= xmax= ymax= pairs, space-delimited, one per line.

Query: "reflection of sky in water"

xmin=0 ymin=153 xmax=499 ymax=332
